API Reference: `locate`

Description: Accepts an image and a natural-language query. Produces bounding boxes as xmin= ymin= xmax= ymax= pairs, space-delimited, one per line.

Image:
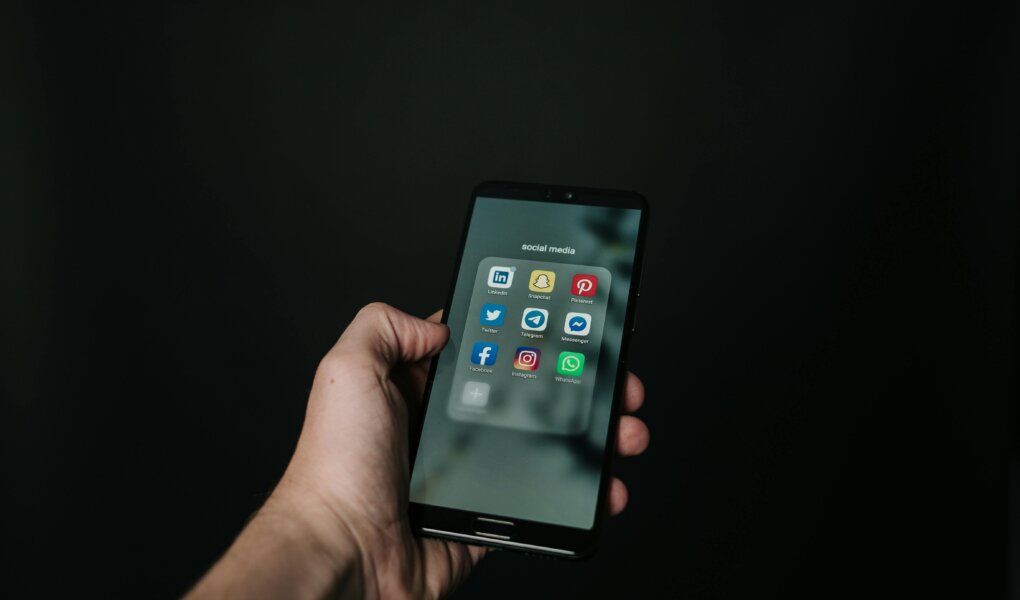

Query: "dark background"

xmin=2 ymin=1 xmax=1016 ymax=598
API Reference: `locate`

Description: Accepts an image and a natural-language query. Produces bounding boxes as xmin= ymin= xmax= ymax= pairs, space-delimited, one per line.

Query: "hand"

xmin=189 ymin=303 xmax=650 ymax=600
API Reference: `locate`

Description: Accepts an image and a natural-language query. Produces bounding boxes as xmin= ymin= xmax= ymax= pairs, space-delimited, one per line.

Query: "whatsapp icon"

xmin=556 ymin=351 xmax=585 ymax=376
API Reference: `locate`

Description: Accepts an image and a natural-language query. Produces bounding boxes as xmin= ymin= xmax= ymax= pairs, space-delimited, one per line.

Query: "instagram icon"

xmin=513 ymin=347 xmax=541 ymax=371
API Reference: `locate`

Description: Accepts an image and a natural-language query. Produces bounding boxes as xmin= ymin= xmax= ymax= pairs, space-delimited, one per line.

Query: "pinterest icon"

xmin=571 ymin=274 xmax=598 ymax=297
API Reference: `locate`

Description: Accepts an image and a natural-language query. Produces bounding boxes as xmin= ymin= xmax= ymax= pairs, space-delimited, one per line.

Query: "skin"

xmin=188 ymin=303 xmax=650 ymax=600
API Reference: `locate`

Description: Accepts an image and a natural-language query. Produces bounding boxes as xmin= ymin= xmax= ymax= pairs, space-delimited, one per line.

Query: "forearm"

xmin=187 ymin=493 xmax=365 ymax=600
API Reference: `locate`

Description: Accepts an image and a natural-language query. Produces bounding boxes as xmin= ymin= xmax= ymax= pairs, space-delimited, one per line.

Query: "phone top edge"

xmin=472 ymin=180 xmax=647 ymax=211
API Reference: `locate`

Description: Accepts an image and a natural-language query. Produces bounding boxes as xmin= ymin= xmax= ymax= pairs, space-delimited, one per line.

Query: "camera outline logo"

xmin=513 ymin=347 xmax=541 ymax=371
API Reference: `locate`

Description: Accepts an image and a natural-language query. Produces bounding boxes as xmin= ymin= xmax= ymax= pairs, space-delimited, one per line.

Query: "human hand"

xmin=189 ymin=303 xmax=649 ymax=600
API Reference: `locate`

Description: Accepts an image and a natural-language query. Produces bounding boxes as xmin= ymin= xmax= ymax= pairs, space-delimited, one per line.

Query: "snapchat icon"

xmin=528 ymin=269 xmax=556 ymax=293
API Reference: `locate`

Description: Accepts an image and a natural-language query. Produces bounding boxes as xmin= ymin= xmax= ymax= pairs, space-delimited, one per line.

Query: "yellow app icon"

xmin=528 ymin=269 xmax=556 ymax=293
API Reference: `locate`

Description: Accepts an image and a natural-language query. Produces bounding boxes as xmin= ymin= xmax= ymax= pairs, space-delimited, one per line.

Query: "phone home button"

xmin=473 ymin=517 xmax=514 ymax=540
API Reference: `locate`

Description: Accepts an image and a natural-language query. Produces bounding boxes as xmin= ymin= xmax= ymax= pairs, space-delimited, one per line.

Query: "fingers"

xmin=333 ymin=303 xmax=449 ymax=371
xmin=608 ymin=477 xmax=629 ymax=516
xmin=616 ymin=415 xmax=650 ymax=457
xmin=611 ymin=375 xmax=646 ymax=516
xmin=419 ymin=538 xmax=488 ymax=600
xmin=426 ymin=309 xmax=443 ymax=324
xmin=622 ymin=372 xmax=645 ymax=413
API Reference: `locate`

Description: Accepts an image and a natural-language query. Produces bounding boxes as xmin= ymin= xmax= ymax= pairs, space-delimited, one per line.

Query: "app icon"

xmin=520 ymin=308 xmax=549 ymax=331
xmin=564 ymin=312 xmax=592 ymax=336
xmin=528 ymin=269 xmax=556 ymax=293
xmin=470 ymin=342 xmax=499 ymax=366
xmin=480 ymin=303 xmax=506 ymax=326
xmin=461 ymin=381 xmax=490 ymax=407
xmin=571 ymin=274 xmax=598 ymax=297
xmin=488 ymin=266 xmax=515 ymax=288
xmin=556 ymin=351 xmax=585 ymax=376
xmin=513 ymin=347 xmax=541 ymax=370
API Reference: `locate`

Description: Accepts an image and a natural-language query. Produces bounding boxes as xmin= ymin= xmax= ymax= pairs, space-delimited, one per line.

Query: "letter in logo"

xmin=480 ymin=303 xmax=506 ymax=326
xmin=470 ymin=342 xmax=498 ymax=366
xmin=488 ymin=265 xmax=515 ymax=288
xmin=571 ymin=274 xmax=598 ymax=297
xmin=528 ymin=269 xmax=556 ymax=293
xmin=556 ymin=351 xmax=585 ymax=376
xmin=520 ymin=307 xmax=549 ymax=331
xmin=513 ymin=347 xmax=541 ymax=371
xmin=563 ymin=312 xmax=592 ymax=336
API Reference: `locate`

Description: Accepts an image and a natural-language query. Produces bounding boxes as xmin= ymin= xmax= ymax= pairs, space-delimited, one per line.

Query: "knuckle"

xmin=314 ymin=352 xmax=348 ymax=379
xmin=357 ymin=301 xmax=393 ymax=322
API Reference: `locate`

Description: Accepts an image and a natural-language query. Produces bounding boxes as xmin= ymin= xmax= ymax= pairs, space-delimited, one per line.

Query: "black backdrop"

xmin=2 ymin=1 xmax=1016 ymax=598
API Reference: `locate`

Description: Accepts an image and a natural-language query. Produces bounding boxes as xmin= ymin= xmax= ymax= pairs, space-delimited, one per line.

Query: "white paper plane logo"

xmin=520 ymin=308 xmax=548 ymax=331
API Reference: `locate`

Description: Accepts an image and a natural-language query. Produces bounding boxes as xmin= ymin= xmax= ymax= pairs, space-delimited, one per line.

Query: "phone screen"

xmin=410 ymin=195 xmax=642 ymax=530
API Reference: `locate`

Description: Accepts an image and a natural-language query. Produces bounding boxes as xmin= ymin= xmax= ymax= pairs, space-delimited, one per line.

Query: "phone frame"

xmin=408 ymin=180 xmax=649 ymax=558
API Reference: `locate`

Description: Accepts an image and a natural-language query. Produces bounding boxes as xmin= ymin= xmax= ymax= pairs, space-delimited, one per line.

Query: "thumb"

xmin=334 ymin=303 xmax=449 ymax=371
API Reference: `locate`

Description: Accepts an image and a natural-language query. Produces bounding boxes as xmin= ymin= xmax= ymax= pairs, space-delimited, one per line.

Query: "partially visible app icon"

xmin=556 ymin=351 xmax=585 ymax=376
xmin=480 ymin=303 xmax=506 ymax=326
xmin=520 ymin=308 xmax=549 ymax=331
xmin=470 ymin=342 xmax=499 ymax=366
xmin=513 ymin=347 xmax=541 ymax=370
xmin=571 ymin=274 xmax=598 ymax=297
xmin=488 ymin=266 xmax=515 ymax=288
xmin=528 ymin=269 xmax=556 ymax=293
xmin=461 ymin=381 xmax=490 ymax=407
xmin=564 ymin=312 xmax=592 ymax=336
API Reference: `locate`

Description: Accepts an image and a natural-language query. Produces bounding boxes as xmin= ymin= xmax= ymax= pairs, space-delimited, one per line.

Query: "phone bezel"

xmin=408 ymin=180 xmax=649 ymax=558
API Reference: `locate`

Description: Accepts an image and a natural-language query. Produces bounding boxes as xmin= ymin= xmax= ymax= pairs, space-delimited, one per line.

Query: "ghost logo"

xmin=528 ymin=269 xmax=556 ymax=293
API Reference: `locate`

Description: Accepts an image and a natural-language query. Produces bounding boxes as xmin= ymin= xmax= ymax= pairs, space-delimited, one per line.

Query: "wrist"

xmin=187 ymin=485 xmax=366 ymax=600
xmin=258 ymin=483 xmax=369 ymax=600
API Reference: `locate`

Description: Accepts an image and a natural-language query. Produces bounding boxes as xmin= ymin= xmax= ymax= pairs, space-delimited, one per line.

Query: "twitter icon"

xmin=480 ymin=303 xmax=506 ymax=327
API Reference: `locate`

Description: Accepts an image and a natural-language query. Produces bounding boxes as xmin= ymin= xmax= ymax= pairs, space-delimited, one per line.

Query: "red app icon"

xmin=571 ymin=274 xmax=598 ymax=297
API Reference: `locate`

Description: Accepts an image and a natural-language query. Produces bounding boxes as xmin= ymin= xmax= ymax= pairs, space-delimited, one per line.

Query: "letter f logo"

xmin=471 ymin=342 xmax=498 ymax=366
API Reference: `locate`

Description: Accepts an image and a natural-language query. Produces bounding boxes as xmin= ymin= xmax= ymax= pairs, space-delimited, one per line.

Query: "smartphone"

xmin=408 ymin=181 xmax=648 ymax=558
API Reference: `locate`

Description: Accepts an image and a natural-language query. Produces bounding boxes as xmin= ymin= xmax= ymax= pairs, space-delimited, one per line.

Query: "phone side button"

xmin=473 ymin=517 xmax=514 ymax=540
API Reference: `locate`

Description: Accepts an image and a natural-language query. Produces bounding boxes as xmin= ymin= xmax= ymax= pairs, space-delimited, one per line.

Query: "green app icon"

xmin=556 ymin=351 xmax=585 ymax=376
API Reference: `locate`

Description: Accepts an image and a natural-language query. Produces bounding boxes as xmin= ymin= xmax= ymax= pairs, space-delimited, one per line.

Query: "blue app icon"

xmin=521 ymin=307 xmax=548 ymax=331
xmin=480 ymin=303 xmax=506 ymax=326
xmin=470 ymin=342 xmax=499 ymax=366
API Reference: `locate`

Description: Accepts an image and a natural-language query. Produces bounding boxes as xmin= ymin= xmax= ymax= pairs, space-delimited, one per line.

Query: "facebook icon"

xmin=470 ymin=342 xmax=499 ymax=366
